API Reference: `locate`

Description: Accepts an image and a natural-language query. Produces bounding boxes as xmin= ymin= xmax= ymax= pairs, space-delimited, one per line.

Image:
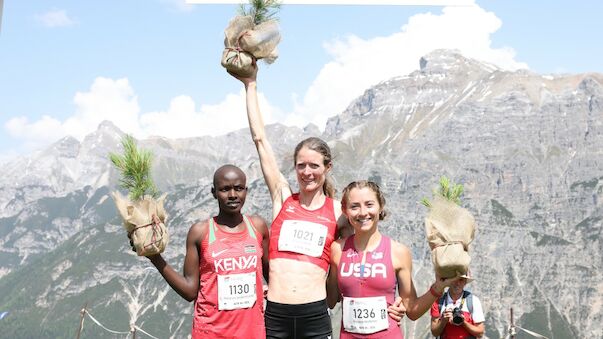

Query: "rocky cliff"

xmin=0 ymin=50 xmax=600 ymax=338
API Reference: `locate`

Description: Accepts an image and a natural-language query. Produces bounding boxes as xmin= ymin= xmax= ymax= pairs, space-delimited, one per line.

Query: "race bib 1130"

xmin=217 ymin=272 xmax=257 ymax=310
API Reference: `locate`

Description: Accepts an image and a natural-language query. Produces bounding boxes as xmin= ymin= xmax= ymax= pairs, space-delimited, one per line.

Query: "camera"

xmin=452 ymin=307 xmax=464 ymax=325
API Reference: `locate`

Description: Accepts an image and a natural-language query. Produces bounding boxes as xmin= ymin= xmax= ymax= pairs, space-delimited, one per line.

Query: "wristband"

xmin=429 ymin=285 xmax=440 ymax=298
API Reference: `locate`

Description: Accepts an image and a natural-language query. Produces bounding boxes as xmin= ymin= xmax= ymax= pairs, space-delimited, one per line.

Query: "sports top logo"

xmin=339 ymin=262 xmax=387 ymax=278
xmin=214 ymin=255 xmax=258 ymax=273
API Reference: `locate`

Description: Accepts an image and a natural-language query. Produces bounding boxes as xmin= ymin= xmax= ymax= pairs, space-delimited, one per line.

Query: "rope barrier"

xmin=135 ymin=325 xmax=160 ymax=339
xmin=515 ymin=325 xmax=550 ymax=338
xmin=84 ymin=310 xmax=130 ymax=335
xmin=82 ymin=309 xmax=160 ymax=338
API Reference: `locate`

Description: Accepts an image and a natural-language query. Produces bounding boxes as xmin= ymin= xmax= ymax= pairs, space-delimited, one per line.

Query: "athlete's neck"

xmin=353 ymin=229 xmax=381 ymax=252
xmin=298 ymin=189 xmax=326 ymax=210
xmin=214 ymin=213 xmax=244 ymax=229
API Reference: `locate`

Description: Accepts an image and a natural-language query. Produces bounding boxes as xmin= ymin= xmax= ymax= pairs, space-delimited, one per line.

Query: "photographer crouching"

xmin=430 ymin=270 xmax=485 ymax=338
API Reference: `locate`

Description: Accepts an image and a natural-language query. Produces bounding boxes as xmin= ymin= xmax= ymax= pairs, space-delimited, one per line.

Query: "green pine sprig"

xmin=109 ymin=135 xmax=158 ymax=201
xmin=420 ymin=176 xmax=464 ymax=208
xmin=238 ymin=0 xmax=281 ymax=25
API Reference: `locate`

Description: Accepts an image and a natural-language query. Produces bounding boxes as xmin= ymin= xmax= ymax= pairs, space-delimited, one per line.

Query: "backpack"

xmin=436 ymin=290 xmax=475 ymax=339
xmin=438 ymin=290 xmax=473 ymax=315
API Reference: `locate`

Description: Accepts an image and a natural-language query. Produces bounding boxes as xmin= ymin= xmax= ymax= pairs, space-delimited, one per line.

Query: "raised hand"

xmin=228 ymin=61 xmax=258 ymax=87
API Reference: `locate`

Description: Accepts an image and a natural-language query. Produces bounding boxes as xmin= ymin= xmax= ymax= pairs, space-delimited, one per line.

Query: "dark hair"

xmin=293 ymin=137 xmax=335 ymax=198
xmin=341 ymin=180 xmax=387 ymax=220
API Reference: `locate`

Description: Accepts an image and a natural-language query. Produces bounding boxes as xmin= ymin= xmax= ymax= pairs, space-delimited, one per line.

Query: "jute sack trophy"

xmin=221 ymin=0 xmax=281 ymax=77
xmin=109 ymin=135 xmax=168 ymax=256
xmin=421 ymin=177 xmax=475 ymax=278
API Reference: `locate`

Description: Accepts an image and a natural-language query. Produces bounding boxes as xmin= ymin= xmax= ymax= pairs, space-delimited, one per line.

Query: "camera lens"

xmin=452 ymin=307 xmax=464 ymax=325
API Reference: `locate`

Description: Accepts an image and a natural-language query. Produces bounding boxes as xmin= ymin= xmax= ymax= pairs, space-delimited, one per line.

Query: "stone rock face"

xmin=325 ymin=50 xmax=602 ymax=338
xmin=0 ymin=50 xmax=601 ymax=338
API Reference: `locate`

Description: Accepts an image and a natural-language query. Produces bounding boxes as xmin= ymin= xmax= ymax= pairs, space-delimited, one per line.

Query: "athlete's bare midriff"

xmin=267 ymin=258 xmax=328 ymax=304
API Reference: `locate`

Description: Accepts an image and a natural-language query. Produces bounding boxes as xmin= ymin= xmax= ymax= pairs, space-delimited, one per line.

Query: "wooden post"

xmin=76 ymin=302 xmax=88 ymax=339
xmin=509 ymin=307 xmax=516 ymax=339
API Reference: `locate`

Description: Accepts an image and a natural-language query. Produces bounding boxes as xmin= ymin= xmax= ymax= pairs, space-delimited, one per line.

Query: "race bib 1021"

xmin=278 ymin=220 xmax=328 ymax=257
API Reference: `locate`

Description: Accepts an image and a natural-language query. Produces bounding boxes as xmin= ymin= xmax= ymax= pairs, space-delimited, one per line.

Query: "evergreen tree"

xmin=421 ymin=176 xmax=464 ymax=208
xmin=238 ymin=0 xmax=281 ymax=25
xmin=109 ymin=135 xmax=158 ymax=201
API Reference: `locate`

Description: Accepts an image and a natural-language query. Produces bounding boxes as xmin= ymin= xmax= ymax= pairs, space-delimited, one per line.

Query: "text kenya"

xmin=214 ymin=255 xmax=257 ymax=273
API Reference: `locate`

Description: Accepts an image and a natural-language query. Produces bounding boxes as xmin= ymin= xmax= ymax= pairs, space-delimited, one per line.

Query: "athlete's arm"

xmin=326 ymin=240 xmax=343 ymax=308
xmin=393 ymin=242 xmax=455 ymax=320
xmin=385 ymin=239 xmax=406 ymax=321
xmin=251 ymin=215 xmax=270 ymax=283
xmin=230 ymin=67 xmax=292 ymax=219
xmin=148 ymin=222 xmax=204 ymax=302
xmin=386 ymin=297 xmax=406 ymax=322
xmin=334 ymin=199 xmax=354 ymax=239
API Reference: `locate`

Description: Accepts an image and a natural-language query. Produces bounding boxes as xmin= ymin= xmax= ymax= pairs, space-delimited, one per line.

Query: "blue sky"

xmin=0 ymin=0 xmax=601 ymax=161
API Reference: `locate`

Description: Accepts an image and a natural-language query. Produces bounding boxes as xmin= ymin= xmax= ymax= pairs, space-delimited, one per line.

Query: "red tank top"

xmin=338 ymin=235 xmax=402 ymax=339
xmin=192 ymin=215 xmax=265 ymax=339
xmin=269 ymin=193 xmax=337 ymax=271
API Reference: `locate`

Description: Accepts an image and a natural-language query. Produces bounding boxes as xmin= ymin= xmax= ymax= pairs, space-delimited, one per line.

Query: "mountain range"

xmin=0 ymin=50 xmax=601 ymax=338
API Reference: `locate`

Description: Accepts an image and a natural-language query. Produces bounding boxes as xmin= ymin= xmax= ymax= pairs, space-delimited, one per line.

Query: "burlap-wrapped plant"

xmin=109 ymin=135 xmax=168 ymax=257
xmin=421 ymin=177 xmax=475 ymax=278
xmin=221 ymin=0 xmax=281 ymax=77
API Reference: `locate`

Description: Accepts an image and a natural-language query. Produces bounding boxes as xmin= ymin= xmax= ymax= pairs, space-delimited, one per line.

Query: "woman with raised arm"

xmin=231 ymin=66 xmax=405 ymax=338
xmin=231 ymin=66 xmax=345 ymax=338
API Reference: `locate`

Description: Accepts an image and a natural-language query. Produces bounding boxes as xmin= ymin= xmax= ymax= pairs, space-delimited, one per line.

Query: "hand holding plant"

xmin=109 ymin=135 xmax=169 ymax=257
xmin=421 ymin=176 xmax=475 ymax=279
xmin=221 ymin=0 xmax=282 ymax=77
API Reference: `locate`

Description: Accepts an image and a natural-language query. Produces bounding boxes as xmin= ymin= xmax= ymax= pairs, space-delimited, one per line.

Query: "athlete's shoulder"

xmin=390 ymin=239 xmax=409 ymax=253
xmin=188 ymin=219 xmax=210 ymax=242
xmin=332 ymin=236 xmax=347 ymax=249
xmin=330 ymin=236 xmax=346 ymax=265
xmin=247 ymin=215 xmax=269 ymax=233
xmin=390 ymin=240 xmax=411 ymax=268
xmin=247 ymin=214 xmax=267 ymax=226
xmin=276 ymin=192 xmax=297 ymax=211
